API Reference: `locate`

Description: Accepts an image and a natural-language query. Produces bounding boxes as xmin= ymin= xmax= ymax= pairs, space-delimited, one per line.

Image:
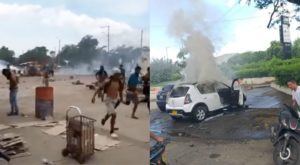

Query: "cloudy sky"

xmin=0 ymin=0 xmax=149 ymax=56
xmin=150 ymin=0 xmax=300 ymax=60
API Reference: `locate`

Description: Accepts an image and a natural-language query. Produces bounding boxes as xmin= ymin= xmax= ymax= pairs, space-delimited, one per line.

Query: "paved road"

xmin=150 ymin=86 xmax=291 ymax=165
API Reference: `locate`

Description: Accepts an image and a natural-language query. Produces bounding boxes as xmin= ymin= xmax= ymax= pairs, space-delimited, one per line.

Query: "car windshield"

xmin=170 ymin=86 xmax=189 ymax=98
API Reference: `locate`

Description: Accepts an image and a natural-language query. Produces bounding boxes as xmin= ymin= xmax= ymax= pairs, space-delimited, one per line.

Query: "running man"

xmin=92 ymin=68 xmax=123 ymax=138
xmin=95 ymin=65 xmax=108 ymax=101
xmin=2 ymin=69 xmax=19 ymax=116
xmin=125 ymin=66 xmax=142 ymax=119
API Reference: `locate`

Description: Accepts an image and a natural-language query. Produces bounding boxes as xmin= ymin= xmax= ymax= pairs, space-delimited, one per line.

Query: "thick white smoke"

xmin=168 ymin=0 xmax=225 ymax=83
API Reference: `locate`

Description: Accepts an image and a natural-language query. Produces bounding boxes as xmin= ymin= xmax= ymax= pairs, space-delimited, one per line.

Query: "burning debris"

xmin=0 ymin=133 xmax=30 ymax=159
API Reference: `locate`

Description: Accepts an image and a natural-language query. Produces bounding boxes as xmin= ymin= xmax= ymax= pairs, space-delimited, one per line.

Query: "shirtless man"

xmin=2 ymin=69 xmax=19 ymax=116
xmin=92 ymin=68 xmax=123 ymax=138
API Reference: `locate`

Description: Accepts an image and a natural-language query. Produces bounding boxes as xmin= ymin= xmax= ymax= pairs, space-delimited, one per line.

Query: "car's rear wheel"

xmin=192 ymin=105 xmax=208 ymax=122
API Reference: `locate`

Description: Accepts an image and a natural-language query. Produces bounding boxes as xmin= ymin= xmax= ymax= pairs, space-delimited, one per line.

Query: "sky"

xmin=0 ymin=0 xmax=149 ymax=56
xmin=150 ymin=0 xmax=300 ymax=61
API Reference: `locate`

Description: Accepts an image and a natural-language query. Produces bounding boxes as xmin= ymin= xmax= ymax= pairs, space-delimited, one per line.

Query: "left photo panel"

xmin=0 ymin=0 xmax=150 ymax=164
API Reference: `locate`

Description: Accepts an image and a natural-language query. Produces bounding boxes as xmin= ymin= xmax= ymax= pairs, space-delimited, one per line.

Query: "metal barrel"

xmin=35 ymin=87 xmax=54 ymax=119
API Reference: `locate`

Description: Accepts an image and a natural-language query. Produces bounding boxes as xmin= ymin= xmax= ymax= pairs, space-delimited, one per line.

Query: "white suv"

xmin=166 ymin=79 xmax=246 ymax=122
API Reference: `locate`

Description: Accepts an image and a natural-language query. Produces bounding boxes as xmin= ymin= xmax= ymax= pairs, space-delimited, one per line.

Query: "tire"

xmin=273 ymin=138 xmax=300 ymax=165
xmin=171 ymin=116 xmax=182 ymax=121
xmin=192 ymin=105 xmax=208 ymax=122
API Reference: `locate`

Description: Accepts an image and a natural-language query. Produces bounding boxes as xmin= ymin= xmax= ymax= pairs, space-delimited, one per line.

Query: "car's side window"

xmin=197 ymin=84 xmax=215 ymax=94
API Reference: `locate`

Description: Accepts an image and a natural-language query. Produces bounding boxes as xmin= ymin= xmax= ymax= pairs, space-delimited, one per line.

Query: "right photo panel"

xmin=150 ymin=0 xmax=300 ymax=165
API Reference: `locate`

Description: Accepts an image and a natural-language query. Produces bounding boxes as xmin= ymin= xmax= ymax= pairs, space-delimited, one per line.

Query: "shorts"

xmin=105 ymin=97 xmax=118 ymax=115
xmin=126 ymin=90 xmax=138 ymax=103
xmin=143 ymin=86 xmax=150 ymax=95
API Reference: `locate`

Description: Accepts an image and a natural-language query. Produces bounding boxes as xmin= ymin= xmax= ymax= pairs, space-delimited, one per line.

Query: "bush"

xmin=223 ymin=57 xmax=300 ymax=86
xmin=272 ymin=62 xmax=300 ymax=86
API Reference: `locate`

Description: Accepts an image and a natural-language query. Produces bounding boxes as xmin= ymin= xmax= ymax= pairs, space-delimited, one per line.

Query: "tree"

xmin=175 ymin=48 xmax=189 ymax=69
xmin=77 ymin=35 xmax=99 ymax=64
xmin=150 ymin=58 xmax=181 ymax=84
xmin=0 ymin=46 xmax=15 ymax=64
xmin=292 ymin=38 xmax=300 ymax=57
xmin=57 ymin=45 xmax=78 ymax=65
xmin=57 ymin=35 xmax=100 ymax=65
xmin=242 ymin=0 xmax=300 ymax=28
xmin=18 ymin=46 xmax=51 ymax=64
xmin=266 ymin=41 xmax=283 ymax=58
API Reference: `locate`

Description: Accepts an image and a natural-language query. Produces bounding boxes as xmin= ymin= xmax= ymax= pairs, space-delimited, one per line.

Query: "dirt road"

xmin=0 ymin=75 xmax=149 ymax=165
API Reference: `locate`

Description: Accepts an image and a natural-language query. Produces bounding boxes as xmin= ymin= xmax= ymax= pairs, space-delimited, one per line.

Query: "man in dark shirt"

xmin=95 ymin=65 xmax=108 ymax=101
xmin=119 ymin=64 xmax=126 ymax=84
xmin=125 ymin=66 xmax=142 ymax=119
xmin=2 ymin=69 xmax=19 ymax=116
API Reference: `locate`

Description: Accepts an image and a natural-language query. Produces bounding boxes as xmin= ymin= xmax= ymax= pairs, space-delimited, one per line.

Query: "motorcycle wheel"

xmin=273 ymin=138 xmax=300 ymax=165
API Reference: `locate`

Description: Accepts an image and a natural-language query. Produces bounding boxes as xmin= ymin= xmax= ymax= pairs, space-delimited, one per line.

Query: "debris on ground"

xmin=41 ymin=158 xmax=54 ymax=165
xmin=86 ymin=84 xmax=96 ymax=90
xmin=20 ymin=113 xmax=29 ymax=118
xmin=43 ymin=124 xmax=66 ymax=136
xmin=72 ymin=80 xmax=84 ymax=85
xmin=49 ymin=78 xmax=55 ymax=82
xmin=94 ymin=134 xmax=120 ymax=151
xmin=10 ymin=121 xmax=57 ymax=128
xmin=69 ymin=76 xmax=74 ymax=80
xmin=0 ymin=133 xmax=30 ymax=159
xmin=0 ymin=124 xmax=11 ymax=131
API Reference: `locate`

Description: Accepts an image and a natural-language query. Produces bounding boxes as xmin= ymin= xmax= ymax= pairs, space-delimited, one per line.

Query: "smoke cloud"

xmin=168 ymin=0 xmax=225 ymax=83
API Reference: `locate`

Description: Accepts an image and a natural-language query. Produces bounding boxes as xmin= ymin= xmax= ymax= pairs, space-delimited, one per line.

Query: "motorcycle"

xmin=150 ymin=139 xmax=169 ymax=165
xmin=271 ymin=104 xmax=300 ymax=165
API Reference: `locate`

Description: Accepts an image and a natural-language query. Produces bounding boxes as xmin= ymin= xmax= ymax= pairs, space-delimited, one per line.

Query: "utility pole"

xmin=101 ymin=25 xmax=110 ymax=55
xmin=107 ymin=25 xmax=110 ymax=55
xmin=140 ymin=29 xmax=143 ymax=56
xmin=166 ymin=47 xmax=169 ymax=60
xmin=58 ymin=39 xmax=61 ymax=65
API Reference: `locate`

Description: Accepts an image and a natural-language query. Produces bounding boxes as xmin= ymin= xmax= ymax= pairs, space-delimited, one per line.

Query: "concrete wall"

xmin=271 ymin=83 xmax=292 ymax=95
xmin=241 ymin=77 xmax=275 ymax=85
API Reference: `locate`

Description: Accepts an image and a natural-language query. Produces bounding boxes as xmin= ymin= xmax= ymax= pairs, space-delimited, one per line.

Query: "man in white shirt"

xmin=287 ymin=80 xmax=300 ymax=109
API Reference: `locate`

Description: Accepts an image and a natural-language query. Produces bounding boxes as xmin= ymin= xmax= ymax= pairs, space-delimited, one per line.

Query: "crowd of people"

xmin=91 ymin=64 xmax=150 ymax=138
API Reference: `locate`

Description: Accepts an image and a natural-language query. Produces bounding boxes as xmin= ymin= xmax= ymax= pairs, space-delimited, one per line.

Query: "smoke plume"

xmin=168 ymin=0 xmax=225 ymax=83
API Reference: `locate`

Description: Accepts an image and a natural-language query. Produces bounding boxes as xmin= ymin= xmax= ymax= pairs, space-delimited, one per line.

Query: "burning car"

xmin=166 ymin=79 xmax=246 ymax=122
